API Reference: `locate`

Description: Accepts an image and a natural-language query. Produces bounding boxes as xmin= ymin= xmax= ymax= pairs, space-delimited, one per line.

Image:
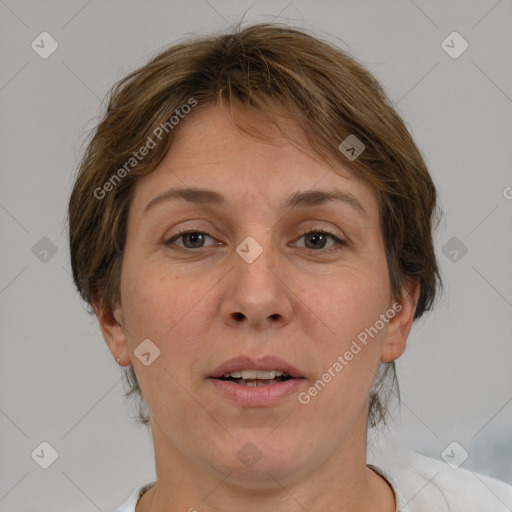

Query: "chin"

xmin=204 ymin=433 xmax=309 ymax=486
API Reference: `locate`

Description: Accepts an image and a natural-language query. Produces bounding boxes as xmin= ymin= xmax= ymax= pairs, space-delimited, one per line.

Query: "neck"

xmin=136 ymin=412 xmax=395 ymax=512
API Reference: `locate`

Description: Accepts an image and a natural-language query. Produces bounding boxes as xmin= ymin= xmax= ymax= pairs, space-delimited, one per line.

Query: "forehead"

xmin=130 ymin=104 xmax=379 ymax=221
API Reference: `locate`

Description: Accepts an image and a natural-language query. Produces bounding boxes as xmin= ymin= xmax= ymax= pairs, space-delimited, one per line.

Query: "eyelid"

xmin=292 ymin=226 xmax=347 ymax=252
xmin=297 ymin=225 xmax=345 ymax=240
xmin=165 ymin=225 xmax=347 ymax=252
xmin=165 ymin=227 xmax=219 ymax=248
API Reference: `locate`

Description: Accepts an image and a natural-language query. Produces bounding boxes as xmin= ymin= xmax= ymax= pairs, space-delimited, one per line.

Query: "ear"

xmin=380 ymin=277 xmax=420 ymax=363
xmin=92 ymin=296 xmax=131 ymax=366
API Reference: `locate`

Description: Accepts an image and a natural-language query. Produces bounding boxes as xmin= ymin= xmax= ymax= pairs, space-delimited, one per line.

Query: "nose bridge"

xmin=221 ymin=229 xmax=292 ymax=329
xmin=236 ymin=233 xmax=277 ymax=289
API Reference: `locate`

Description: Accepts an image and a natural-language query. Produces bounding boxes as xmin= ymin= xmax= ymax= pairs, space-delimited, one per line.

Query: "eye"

xmin=165 ymin=230 xmax=219 ymax=250
xmin=292 ymin=229 xmax=347 ymax=252
xmin=165 ymin=228 xmax=347 ymax=252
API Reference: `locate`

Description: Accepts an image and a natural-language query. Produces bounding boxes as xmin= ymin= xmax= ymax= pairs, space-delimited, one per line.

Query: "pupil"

xmin=306 ymin=233 xmax=325 ymax=249
xmin=185 ymin=233 xmax=204 ymax=248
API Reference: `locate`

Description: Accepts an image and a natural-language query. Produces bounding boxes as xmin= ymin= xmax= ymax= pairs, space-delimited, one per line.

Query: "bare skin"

xmin=94 ymin=104 xmax=419 ymax=512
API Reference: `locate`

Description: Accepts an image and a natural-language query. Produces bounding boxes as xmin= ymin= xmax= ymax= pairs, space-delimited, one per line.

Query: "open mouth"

xmin=208 ymin=362 xmax=305 ymax=406
xmin=219 ymin=370 xmax=294 ymax=387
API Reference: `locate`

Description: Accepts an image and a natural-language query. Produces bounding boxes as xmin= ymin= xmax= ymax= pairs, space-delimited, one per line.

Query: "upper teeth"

xmin=223 ymin=370 xmax=288 ymax=379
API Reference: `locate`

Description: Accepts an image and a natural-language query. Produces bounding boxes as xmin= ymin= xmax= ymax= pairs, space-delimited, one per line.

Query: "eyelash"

xmin=165 ymin=227 xmax=347 ymax=253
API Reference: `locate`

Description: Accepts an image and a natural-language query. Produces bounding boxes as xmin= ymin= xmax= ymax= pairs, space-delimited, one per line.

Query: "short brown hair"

xmin=68 ymin=22 xmax=443 ymax=429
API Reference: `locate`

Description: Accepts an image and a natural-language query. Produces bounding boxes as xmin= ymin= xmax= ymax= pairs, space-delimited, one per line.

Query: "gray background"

xmin=1 ymin=0 xmax=511 ymax=510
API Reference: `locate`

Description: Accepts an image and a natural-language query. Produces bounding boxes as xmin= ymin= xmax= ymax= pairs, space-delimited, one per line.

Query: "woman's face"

xmin=102 ymin=104 xmax=416 ymax=486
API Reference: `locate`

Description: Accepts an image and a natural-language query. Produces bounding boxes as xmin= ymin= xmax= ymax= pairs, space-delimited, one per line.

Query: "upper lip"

xmin=209 ymin=355 xmax=304 ymax=379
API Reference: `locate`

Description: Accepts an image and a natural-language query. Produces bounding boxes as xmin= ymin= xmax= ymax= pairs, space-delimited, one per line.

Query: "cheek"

xmin=331 ymin=289 xmax=388 ymax=350
xmin=119 ymin=266 xmax=212 ymax=422
xmin=299 ymin=269 xmax=390 ymax=405
xmin=120 ymin=261 xmax=217 ymax=360
xmin=306 ymin=266 xmax=390 ymax=348
xmin=121 ymin=260 xmax=179 ymax=336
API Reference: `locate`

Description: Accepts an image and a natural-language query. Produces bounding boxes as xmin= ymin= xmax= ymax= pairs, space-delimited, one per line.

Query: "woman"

xmin=68 ymin=23 xmax=512 ymax=512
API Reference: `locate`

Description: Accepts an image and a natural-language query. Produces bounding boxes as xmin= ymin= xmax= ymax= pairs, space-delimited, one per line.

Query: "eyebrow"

xmin=143 ymin=187 xmax=368 ymax=218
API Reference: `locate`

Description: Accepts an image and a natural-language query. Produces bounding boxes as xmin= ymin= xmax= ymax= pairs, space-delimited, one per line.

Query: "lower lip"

xmin=207 ymin=378 xmax=306 ymax=407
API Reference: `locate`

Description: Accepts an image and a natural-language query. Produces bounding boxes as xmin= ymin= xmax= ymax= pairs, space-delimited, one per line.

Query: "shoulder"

xmin=116 ymin=481 xmax=155 ymax=512
xmin=378 ymin=448 xmax=512 ymax=512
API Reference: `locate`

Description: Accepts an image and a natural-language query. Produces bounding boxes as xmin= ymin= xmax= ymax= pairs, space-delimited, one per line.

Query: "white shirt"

xmin=116 ymin=450 xmax=512 ymax=511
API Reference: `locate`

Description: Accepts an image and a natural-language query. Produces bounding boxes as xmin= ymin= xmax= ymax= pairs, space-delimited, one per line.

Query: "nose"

xmin=220 ymin=236 xmax=293 ymax=330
